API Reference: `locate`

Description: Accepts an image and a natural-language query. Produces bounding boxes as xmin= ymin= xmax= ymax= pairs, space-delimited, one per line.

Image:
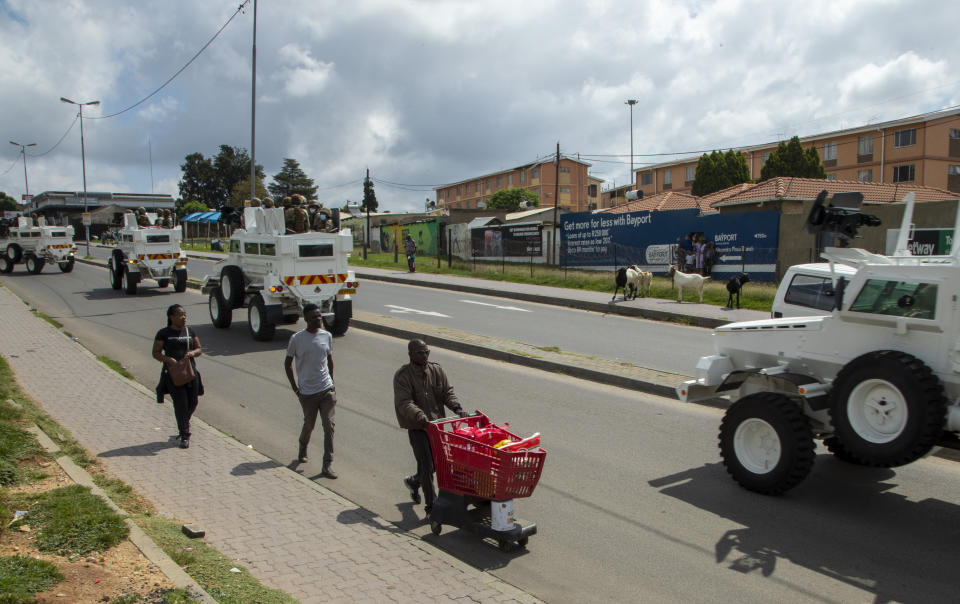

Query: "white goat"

xmin=668 ymin=264 xmax=708 ymax=303
xmin=614 ymin=266 xmax=641 ymax=300
xmin=628 ymin=265 xmax=654 ymax=298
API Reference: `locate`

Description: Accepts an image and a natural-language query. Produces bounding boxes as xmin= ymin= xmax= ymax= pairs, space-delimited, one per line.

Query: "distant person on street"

xmin=394 ymin=339 xmax=467 ymax=515
xmin=153 ymin=304 xmax=203 ymax=449
xmin=284 ymin=303 xmax=338 ymax=478
xmin=404 ymin=234 xmax=418 ymax=272
xmin=675 ymin=237 xmax=686 ymax=272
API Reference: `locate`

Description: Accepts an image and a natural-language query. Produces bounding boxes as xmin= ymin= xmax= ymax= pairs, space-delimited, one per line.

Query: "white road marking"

xmin=460 ymin=300 xmax=532 ymax=312
xmin=384 ymin=304 xmax=450 ymax=317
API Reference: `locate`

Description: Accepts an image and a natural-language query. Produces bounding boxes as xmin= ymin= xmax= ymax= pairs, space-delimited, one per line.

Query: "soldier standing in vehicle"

xmin=262 ymin=197 xmax=275 ymax=209
xmin=136 ymin=207 xmax=151 ymax=227
xmin=294 ymin=195 xmax=310 ymax=233
xmin=283 ymin=197 xmax=295 ymax=233
xmin=161 ymin=209 xmax=173 ymax=228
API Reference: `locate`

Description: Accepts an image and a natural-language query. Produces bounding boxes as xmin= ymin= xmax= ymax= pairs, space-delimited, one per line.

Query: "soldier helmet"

xmin=282 ymin=196 xmax=292 ymax=207
xmin=263 ymin=197 xmax=274 ymax=208
xmin=250 ymin=197 xmax=262 ymax=207
xmin=137 ymin=206 xmax=147 ymax=214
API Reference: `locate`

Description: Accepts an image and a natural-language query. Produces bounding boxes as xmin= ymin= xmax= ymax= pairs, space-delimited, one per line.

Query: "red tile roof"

xmin=706 ymin=177 xmax=959 ymax=208
xmin=602 ymin=191 xmax=707 ymax=214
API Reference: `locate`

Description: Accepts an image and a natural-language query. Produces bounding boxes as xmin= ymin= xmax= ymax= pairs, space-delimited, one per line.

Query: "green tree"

xmin=361 ymin=174 xmax=378 ymax=213
xmin=691 ymin=150 xmax=751 ymax=196
xmin=176 ymin=200 xmax=209 ymax=219
xmin=230 ymin=176 xmax=269 ymax=209
xmin=487 ymin=187 xmax=539 ymax=211
xmin=0 ymin=191 xmax=18 ymax=212
xmin=177 ymin=153 xmax=217 ymax=208
xmin=760 ymin=136 xmax=827 ymax=181
xmin=268 ymin=158 xmax=318 ymax=200
xmin=213 ymin=145 xmax=265 ymax=208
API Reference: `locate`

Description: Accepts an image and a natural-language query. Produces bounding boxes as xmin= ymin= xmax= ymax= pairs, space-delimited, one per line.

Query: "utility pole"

xmin=364 ymin=168 xmax=371 ymax=260
xmin=553 ymin=142 xmax=559 ymax=265
xmin=249 ymin=0 xmax=258 ymax=202
xmin=9 ymin=140 xmax=36 ymax=200
xmin=625 ymin=99 xmax=637 ymax=188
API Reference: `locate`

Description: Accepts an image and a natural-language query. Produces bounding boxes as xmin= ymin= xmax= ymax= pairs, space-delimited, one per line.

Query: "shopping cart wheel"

xmin=517 ymin=536 xmax=529 ymax=548
xmin=430 ymin=521 xmax=442 ymax=536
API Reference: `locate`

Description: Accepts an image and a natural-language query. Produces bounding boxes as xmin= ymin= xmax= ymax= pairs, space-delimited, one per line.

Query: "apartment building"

xmin=437 ymin=157 xmax=602 ymax=212
xmin=634 ymin=107 xmax=960 ymax=197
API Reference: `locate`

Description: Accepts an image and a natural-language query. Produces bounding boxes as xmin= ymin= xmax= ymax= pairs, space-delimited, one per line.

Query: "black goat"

xmin=613 ymin=267 xmax=628 ymax=301
xmin=725 ymin=273 xmax=750 ymax=309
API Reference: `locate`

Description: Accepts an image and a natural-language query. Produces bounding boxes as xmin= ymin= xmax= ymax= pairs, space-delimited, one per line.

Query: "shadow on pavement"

xmin=649 ymin=456 xmax=960 ymax=603
xmin=231 ymin=460 xmax=282 ymax=476
xmin=99 ymin=438 xmax=182 ymax=457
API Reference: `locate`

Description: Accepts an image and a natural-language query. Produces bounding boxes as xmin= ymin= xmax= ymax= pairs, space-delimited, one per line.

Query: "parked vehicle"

xmin=0 ymin=216 xmax=77 ymax=274
xmin=106 ymin=213 xmax=188 ymax=294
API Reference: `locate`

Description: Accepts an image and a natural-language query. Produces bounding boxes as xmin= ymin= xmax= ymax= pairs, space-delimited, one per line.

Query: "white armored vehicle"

xmin=107 ymin=213 xmax=188 ymax=294
xmin=678 ymin=191 xmax=960 ymax=494
xmin=201 ymin=206 xmax=357 ymax=341
xmin=0 ymin=216 xmax=77 ymax=274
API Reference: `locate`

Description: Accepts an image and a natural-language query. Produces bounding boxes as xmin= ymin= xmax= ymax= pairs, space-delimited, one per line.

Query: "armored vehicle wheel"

xmin=173 ymin=269 xmax=187 ymax=293
xmin=157 ymin=278 xmax=169 ymax=288
xmin=122 ymin=269 xmax=138 ymax=295
xmin=5 ymin=244 xmax=21 ymax=264
xmin=220 ymin=266 xmax=244 ymax=308
xmin=248 ymin=293 xmax=275 ymax=341
xmin=25 ymin=255 xmax=45 ymax=274
xmin=108 ymin=262 xmax=122 ymax=290
xmin=719 ymin=392 xmax=815 ymax=495
xmin=322 ymin=300 xmax=351 ymax=336
xmin=0 ymin=255 xmax=12 ymax=274
xmin=209 ymin=290 xmax=233 ymax=328
xmin=823 ymin=437 xmax=863 ymax=464
xmin=58 ymin=258 xmax=75 ymax=273
xmin=828 ymin=351 xmax=947 ymax=467
xmin=281 ymin=314 xmax=300 ymax=325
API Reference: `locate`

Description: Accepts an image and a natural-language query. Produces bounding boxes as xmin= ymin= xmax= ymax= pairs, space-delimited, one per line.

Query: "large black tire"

xmin=58 ymin=258 xmax=75 ymax=273
xmin=108 ymin=260 xmax=122 ymax=290
xmin=209 ymin=290 xmax=233 ymax=328
xmin=828 ymin=351 xmax=947 ymax=467
xmin=823 ymin=437 xmax=864 ymax=464
xmin=719 ymin=392 xmax=815 ymax=495
xmin=247 ymin=293 xmax=275 ymax=341
xmin=157 ymin=278 xmax=169 ymax=288
xmin=220 ymin=266 xmax=244 ymax=309
xmin=5 ymin=244 xmax=21 ymax=264
xmin=0 ymin=255 xmax=12 ymax=274
xmin=122 ymin=269 xmax=138 ymax=295
xmin=323 ymin=300 xmax=351 ymax=336
xmin=25 ymin=255 xmax=44 ymax=274
xmin=173 ymin=269 xmax=187 ymax=293
xmin=281 ymin=314 xmax=300 ymax=325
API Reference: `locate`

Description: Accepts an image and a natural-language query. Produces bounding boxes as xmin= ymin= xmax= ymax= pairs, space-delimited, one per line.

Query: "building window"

xmin=663 ymin=170 xmax=672 ymax=185
xmin=520 ymin=171 xmax=525 ymax=183
xmin=823 ymin=141 xmax=838 ymax=161
xmin=761 ymin=152 xmax=771 ymax=166
xmin=508 ymin=174 xmax=513 ymax=185
xmin=532 ymin=167 xmax=540 ymax=179
xmin=894 ymin=128 xmax=916 ymax=148
xmin=826 ymin=173 xmax=837 ymax=180
xmin=560 ymin=187 xmax=570 ymax=193
xmin=475 ymin=182 xmax=480 ymax=193
xmin=685 ymin=166 xmax=696 ymax=183
xmin=496 ymin=176 xmax=501 ymax=187
xmin=857 ymin=168 xmax=873 ymax=182
xmin=951 ymin=129 xmax=960 ymax=139
xmin=893 ymin=164 xmax=915 ymax=183
xmin=458 ymin=185 xmax=463 ymax=196
xmin=858 ymin=135 xmax=874 ymax=155
xmin=559 ymin=167 xmax=570 ymax=173
xmin=949 ymin=166 xmax=960 ymax=175
xmin=544 ymin=192 xmax=552 ymax=198
xmin=641 ymin=173 xmax=653 ymax=186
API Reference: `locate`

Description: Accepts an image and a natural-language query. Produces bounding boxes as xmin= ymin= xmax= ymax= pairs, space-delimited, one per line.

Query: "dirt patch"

xmin=1 ymin=459 xmax=180 ymax=603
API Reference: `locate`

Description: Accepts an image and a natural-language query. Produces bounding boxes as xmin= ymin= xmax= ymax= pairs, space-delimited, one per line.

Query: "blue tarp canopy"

xmin=181 ymin=211 xmax=221 ymax=223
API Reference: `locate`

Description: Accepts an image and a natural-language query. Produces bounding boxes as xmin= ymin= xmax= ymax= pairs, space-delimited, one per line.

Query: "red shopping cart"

xmin=426 ymin=411 xmax=546 ymax=551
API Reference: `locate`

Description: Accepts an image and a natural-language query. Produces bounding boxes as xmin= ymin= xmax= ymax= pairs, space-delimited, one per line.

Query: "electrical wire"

xmin=0 ymin=155 xmax=21 ymax=177
xmin=89 ymin=0 xmax=251 ymax=120
xmin=28 ymin=113 xmax=80 ymax=158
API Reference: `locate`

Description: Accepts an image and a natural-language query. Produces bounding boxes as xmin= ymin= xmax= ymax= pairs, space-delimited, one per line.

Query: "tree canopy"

xmin=176 ymin=200 xmax=209 ymax=219
xmin=268 ymin=158 xmax=317 ymax=201
xmin=759 ymin=136 xmax=826 ymax=181
xmin=487 ymin=187 xmax=539 ymax=211
xmin=178 ymin=145 xmax=264 ymax=209
xmin=361 ymin=175 xmax=378 ymax=213
xmin=690 ymin=150 xmax=751 ymax=196
xmin=0 ymin=191 xmax=19 ymax=212
xmin=231 ymin=176 xmax=269 ymax=209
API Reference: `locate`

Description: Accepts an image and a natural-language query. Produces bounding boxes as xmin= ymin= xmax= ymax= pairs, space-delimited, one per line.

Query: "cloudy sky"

xmin=0 ymin=0 xmax=956 ymax=212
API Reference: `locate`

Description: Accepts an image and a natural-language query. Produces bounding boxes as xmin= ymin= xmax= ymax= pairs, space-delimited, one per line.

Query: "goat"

xmin=725 ymin=273 xmax=750 ymax=309
xmin=629 ymin=265 xmax=654 ymax=298
xmin=667 ymin=264 xmax=708 ymax=303
xmin=613 ymin=266 xmax=640 ymax=301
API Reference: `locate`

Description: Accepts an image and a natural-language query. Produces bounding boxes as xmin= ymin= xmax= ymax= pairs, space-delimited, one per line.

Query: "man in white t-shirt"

xmin=284 ymin=303 xmax=337 ymax=478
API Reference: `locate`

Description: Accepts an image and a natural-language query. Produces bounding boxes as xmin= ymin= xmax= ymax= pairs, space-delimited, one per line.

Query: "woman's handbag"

xmin=168 ymin=328 xmax=196 ymax=386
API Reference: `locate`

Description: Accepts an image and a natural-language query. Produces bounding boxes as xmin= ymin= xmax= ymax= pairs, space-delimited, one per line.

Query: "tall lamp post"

xmin=625 ymin=99 xmax=637 ymax=190
xmin=60 ymin=97 xmax=100 ymax=255
xmin=9 ymin=140 xmax=37 ymax=206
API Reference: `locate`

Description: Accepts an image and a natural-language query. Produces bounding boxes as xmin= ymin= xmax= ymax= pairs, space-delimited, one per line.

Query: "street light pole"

xmin=625 ymin=99 xmax=637 ymax=189
xmin=9 ymin=141 xmax=37 ymax=202
xmin=61 ymin=97 xmax=100 ymax=256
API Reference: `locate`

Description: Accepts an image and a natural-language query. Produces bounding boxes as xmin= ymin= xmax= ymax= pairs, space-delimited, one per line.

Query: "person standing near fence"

xmin=404 ymin=234 xmax=418 ymax=272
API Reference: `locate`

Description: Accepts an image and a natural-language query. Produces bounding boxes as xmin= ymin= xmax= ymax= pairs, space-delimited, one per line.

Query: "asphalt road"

xmin=4 ymin=261 xmax=960 ymax=603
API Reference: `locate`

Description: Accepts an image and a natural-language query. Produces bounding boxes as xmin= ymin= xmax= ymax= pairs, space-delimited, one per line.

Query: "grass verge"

xmin=98 ymin=355 xmax=136 ymax=380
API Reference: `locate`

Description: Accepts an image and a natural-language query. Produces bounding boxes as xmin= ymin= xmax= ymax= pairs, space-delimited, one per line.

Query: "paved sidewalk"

xmin=0 ymin=286 xmax=540 ymax=604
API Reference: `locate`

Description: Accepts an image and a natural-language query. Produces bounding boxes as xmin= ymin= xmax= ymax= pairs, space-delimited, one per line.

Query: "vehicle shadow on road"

xmin=649 ymin=457 xmax=960 ymax=603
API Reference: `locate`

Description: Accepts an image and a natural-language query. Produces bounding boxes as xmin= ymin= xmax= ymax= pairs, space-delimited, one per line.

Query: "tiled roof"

xmin=601 ymin=191 xmax=706 ymax=213
xmin=707 ymin=177 xmax=959 ymax=208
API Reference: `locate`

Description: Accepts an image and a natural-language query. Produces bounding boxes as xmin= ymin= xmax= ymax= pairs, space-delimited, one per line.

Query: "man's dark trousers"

xmin=407 ymin=429 xmax=435 ymax=508
xmin=298 ymin=388 xmax=336 ymax=464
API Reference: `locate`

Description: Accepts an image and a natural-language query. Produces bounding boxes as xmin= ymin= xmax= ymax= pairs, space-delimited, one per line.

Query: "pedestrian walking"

xmin=404 ymin=234 xmax=418 ymax=272
xmin=393 ymin=339 xmax=468 ymax=515
xmin=284 ymin=303 xmax=338 ymax=478
xmin=152 ymin=304 xmax=203 ymax=449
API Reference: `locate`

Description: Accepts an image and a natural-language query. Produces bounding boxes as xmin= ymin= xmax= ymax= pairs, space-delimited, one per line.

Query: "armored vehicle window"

xmin=244 ymin=242 xmax=259 ymax=254
xmin=27 ymin=231 xmax=40 ymax=237
xmin=146 ymin=234 xmax=170 ymax=243
xmin=299 ymin=243 xmax=333 ymax=258
xmin=849 ymin=279 xmax=937 ymax=319
xmin=229 ymin=239 xmax=241 ymax=253
xmin=50 ymin=231 xmax=67 ymax=238
xmin=783 ymin=274 xmax=836 ymax=311
xmin=259 ymin=242 xmax=276 ymax=256
xmin=123 ymin=235 xmax=134 ymax=242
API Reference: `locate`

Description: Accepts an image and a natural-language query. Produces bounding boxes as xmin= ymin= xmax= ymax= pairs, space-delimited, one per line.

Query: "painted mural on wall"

xmin=402 ymin=221 xmax=439 ymax=255
xmin=560 ymin=209 xmax=781 ymax=281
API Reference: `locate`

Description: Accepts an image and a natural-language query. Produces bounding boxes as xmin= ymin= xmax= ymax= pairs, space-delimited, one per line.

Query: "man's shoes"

xmin=298 ymin=447 xmax=308 ymax=463
xmin=321 ymin=466 xmax=338 ymax=479
xmin=403 ymin=476 xmax=421 ymax=504
xmin=179 ymin=437 xmax=189 ymax=449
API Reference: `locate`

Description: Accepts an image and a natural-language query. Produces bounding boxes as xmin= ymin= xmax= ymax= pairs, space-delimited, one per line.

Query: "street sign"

xmin=81 ymin=212 xmax=92 ymax=226
xmin=21 ymin=194 xmax=32 ymax=201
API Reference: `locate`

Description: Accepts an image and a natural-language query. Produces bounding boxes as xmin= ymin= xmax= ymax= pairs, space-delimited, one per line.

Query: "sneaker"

xmin=321 ymin=466 xmax=338 ymax=479
xmin=179 ymin=438 xmax=189 ymax=449
xmin=298 ymin=447 xmax=308 ymax=463
xmin=403 ymin=476 xmax=421 ymax=504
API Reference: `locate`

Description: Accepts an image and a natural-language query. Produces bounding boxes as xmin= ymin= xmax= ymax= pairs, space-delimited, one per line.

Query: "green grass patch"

xmin=532 ymin=345 xmax=562 ymax=354
xmin=505 ymin=349 xmax=541 ymax=359
xmin=97 ymin=356 xmax=135 ymax=380
xmin=136 ymin=516 xmax=296 ymax=604
xmin=0 ymin=555 xmax=63 ymax=603
xmin=349 ymin=251 xmax=777 ymax=312
xmin=31 ymin=310 xmax=62 ymax=330
xmin=9 ymin=485 xmax=129 ymax=556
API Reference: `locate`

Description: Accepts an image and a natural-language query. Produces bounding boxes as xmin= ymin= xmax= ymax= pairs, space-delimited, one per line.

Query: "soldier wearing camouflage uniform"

xmin=136 ymin=207 xmax=151 ymax=227
xmin=262 ymin=197 xmax=275 ymax=209
xmin=294 ymin=195 xmax=310 ymax=233
xmin=161 ymin=209 xmax=173 ymax=228
xmin=283 ymin=196 xmax=296 ymax=233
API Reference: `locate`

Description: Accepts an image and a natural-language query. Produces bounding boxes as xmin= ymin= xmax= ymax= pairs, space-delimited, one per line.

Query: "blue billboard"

xmin=560 ymin=209 xmax=780 ymax=281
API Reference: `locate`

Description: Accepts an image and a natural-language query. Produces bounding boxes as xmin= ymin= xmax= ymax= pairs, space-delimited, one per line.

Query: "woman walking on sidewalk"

xmin=153 ymin=304 xmax=203 ymax=449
